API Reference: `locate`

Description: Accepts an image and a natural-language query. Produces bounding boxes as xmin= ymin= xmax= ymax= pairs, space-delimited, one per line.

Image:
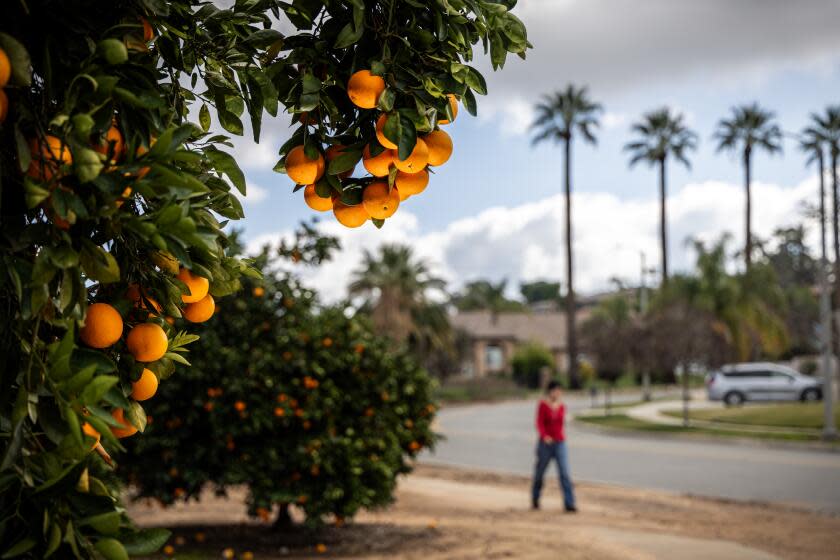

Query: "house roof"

xmin=451 ymin=310 xmax=584 ymax=351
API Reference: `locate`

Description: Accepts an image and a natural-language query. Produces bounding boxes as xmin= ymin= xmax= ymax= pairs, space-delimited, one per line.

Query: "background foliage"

xmin=124 ymin=234 xmax=438 ymax=524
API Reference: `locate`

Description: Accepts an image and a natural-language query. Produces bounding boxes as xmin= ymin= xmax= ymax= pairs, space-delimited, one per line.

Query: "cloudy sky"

xmin=230 ymin=0 xmax=840 ymax=301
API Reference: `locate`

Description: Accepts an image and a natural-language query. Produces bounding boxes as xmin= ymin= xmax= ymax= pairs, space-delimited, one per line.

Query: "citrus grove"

xmin=123 ymin=233 xmax=437 ymax=535
xmin=0 ymin=1 xmax=528 ymax=558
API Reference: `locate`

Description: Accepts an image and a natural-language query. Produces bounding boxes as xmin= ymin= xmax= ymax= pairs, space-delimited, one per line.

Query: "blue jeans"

xmin=531 ymin=440 xmax=576 ymax=509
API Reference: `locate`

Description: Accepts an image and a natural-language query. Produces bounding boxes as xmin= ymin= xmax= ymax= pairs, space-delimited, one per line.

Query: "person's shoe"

xmin=565 ymin=506 xmax=577 ymax=513
xmin=531 ymin=499 xmax=540 ymax=510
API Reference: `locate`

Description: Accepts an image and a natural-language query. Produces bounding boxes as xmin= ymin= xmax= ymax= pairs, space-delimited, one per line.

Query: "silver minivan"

xmin=706 ymin=362 xmax=823 ymax=406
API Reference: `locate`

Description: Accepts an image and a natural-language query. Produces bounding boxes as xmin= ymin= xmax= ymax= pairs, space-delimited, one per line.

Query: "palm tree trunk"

xmin=658 ymin=157 xmax=668 ymax=284
xmin=832 ymin=146 xmax=840 ymax=312
xmin=818 ymin=150 xmax=836 ymax=439
xmin=743 ymin=148 xmax=752 ymax=272
xmin=564 ymin=136 xmax=579 ymax=389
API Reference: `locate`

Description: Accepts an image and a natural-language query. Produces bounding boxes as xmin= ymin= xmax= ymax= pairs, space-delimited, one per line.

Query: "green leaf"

xmin=0 ymin=32 xmax=31 ymax=86
xmin=205 ymin=147 xmax=246 ymax=195
xmin=199 ymin=104 xmax=211 ymax=131
xmin=327 ymin=149 xmax=362 ymax=175
xmin=80 ymin=242 xmax=121 ymax=284
xmin=74 ymin=147 xmax=104 ymax=183
xmin=14 ymin=125 xmax=31 ymax=173
xmin=396 ymin=118 xmax=417 ymax=162
xmin=125 ymin=401 xmax=147 ymax=433
xmin=95 ymin=538 xmax=129 ymax=560
xmin=218 ymin=110 xmax=244 ymax=135
xmin=80 ymin=375 xmax=120 ymax=406
xmin=81 ymin=512 xmax=121 ymax=535
xmin=121 ymin=528 xmax=171 ymax=555
xmin=334 ymin=22 xmax=364 ymax=49
xmin=1 ymin=537 xmax=35 ymax=558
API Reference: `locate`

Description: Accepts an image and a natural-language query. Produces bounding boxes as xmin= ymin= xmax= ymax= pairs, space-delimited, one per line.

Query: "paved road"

xmin=422 ymin=396 xmax=840 ymax=513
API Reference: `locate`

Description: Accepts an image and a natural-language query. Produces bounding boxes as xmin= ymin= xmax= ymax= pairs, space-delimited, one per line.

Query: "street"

xmin=423 ymin=396 xmax=840 ymax=513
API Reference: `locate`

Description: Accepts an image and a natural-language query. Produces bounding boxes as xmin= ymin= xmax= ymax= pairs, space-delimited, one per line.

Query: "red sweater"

xmin=536 ymin=400 xmax=566 ymax=442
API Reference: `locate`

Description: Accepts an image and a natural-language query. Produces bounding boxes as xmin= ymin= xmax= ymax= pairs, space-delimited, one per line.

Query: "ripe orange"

xmin=438 ymin=94 xmax=459 ymax=125
xmin=111 ymin=408 xmax=138 ymax=438
xmin=347 ymin=69 xmax=386 ymax=109
xmin=333 ymin=200 xmax=370 ymax=228
xmin=423 ymin=130 xmax=453 ymax=166
xmin=394 ymin=138 xmax=429 ymax=173
xmin=395 ymin=169 xmax=429 ymax=200
xmin=303 ymin=184 xmax=333 ymax=212
xmin=183 ymin=294 xmax=215 ymax=323
xmin=126 ymin=323 xmax=168 ymax=362
xmin=253 ymin=286 xmax=265 ymax=297
xmin=177 ymin=268 xmax=209 ymax=303
xmin=274 ymin=407 xmax=285 ymax=417
xmin=28 ymin=136 xmax=73 ymax=181
xmin=375 ymin=114 xmax=398 ymax=149
xmin=325 ymin=144 xmax=354 ymax=179
xmin=115 ymin=186 xmax=133 ymax=208
xmin=362 ymin=181 xmax=400 ymax=219
xmin=0 ymin=89 xmax=7 ymax=124
xmin=80 ymin=303 xmax=124 ymax=348
xmin=234 ymin=401 xmax=246 ymax=412
xmin=135 ymin=142 xmax=152 ymax=178
xmin=131 ymin=368 xmax=159 ymax=401
xmin=362 ymin=145 xmax=394 ymax=177
xmin=140 ymin=17 xmax=154 ymax=42
xmin=126 ymin=284 xmax=162 ymax=314
xmin=0 ymin=48 xmax=9 ymax=87
xmin=95 ymin=125 xmax=124 ymax=163
xmin=285 ymin=145 xmax=325 ymax=184
xmin=82 ymin=422 xmax=101 ymax=449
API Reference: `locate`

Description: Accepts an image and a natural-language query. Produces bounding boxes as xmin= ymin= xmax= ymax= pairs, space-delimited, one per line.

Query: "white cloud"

xmin=235 ymin=181 xmax=269 ymax=205
xmin=245 ymin=174 xmax=821 ymax=302
xmin=602 ymin=112 xmax=629 ymax=130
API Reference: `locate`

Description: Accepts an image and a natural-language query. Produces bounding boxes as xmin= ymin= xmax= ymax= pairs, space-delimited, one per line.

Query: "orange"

xmin=423 ymin=130 xmax=453 ymax=166
xmin=253 ymin=286 xmax=265 ymax=297
xmin=285 ymin=145 xmax=325 ymax=184
xmin=395 ymin=169 xmax=429 ymax=199
xmin=140 ymin=17 xmax=154 ymax=42
xmin=0 ymin=89 xmax=7 ymax=124
xmin=115 ymin=186 xmax=132 ymax=208
xmin=362 ymin=145 xmax=394 ymax=177
xmin=111 ymin=408 xmax=138 ymax=438
xmin=28 ymin=136 xmax=72 ymax=181
xmin=362 ymin=181 xmax=400 ymax=219
xmin=126 ymin=284 xmax=162 ymax=314
xmin=347 ymin=69 xmax=386 ymax=109
xmin=183 ymin=294 xmax=215 ymax=323
xmin=131 ymin=368 xmax=158 ymax=401
xmin=438 ymin=94 xmax=459 ymax=125
xmin=303 ymin=184 xmax=333 ymax=212
xmin=234 ymin=401 xmax=246 ymax=412
xmin=82 ymin=422 xmax=101 ymax=449
xmin=126 ymin=323 xmax=168 ymax=362
xmin=375 ymin=114 xmax=398 ymax=149
xmin=333 ymin=200 xmax=370 ymax=228
xmin=177 ymin=268 xmax=209 ymax=303
xmin=325 ymin=144 xmax=354 ymax=179
xmin=394 ymin=138 xmax=429 ymax=173
xmin=95 ymin=124 xmax=125 ymax=163
xmin=80 ymin=303 xmax=124 ymax=348
xmin=0 ymin=48 xmax=9 ymax=87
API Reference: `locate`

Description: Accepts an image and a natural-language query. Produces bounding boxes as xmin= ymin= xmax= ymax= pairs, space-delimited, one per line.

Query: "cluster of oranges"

xmin=287 ymin=69 xmax=457 ymax=228
xmin=78 ymin=266 xmax=216 ymax=448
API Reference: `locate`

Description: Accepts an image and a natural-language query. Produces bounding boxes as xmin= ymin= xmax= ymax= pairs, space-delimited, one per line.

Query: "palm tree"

xmin=530 ymin=84 xmax=602 ymax=389
xmin=713 ymin=103 xmax=783 ymax=271
xmin=451 ymin=279 xmax=524 ymax=324
xmin=810 ymin=107 xmax=840 ymax=295
xmin=349 ymin=244 xmax=446 ymax=345
xmin=624 ymin=107 xmax=698 ymax=284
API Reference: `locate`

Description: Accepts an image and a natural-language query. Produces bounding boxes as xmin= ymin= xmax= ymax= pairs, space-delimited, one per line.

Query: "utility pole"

xmin=639 ymin=251 xmax=652 ymax=402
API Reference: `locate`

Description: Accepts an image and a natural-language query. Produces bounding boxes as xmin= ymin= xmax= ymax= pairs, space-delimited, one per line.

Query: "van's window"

xmin=724 ymin=370 xmax=771 ymax=378
xmin=771 ymin=372 xmax=793 ymax=381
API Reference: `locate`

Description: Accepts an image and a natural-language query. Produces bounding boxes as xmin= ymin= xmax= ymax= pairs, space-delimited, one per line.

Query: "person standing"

xmin=531 ymin=381 xmax=577 ymax=512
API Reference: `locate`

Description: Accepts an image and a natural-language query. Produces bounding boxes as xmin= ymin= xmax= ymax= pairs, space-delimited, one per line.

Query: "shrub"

xmin=511 ymin=341 xmax=555 ymax=389
xmin=123 ymin=241 xmax=438 ymax=524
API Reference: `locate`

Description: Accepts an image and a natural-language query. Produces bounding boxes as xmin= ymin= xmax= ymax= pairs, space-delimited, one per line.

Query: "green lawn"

xmin=575 ymin=413 xmax=828 ymax=443
xmin=434 ymin=376 xmax=536 ymax=404
xmin=661 ymin=403 xmax=840 ymax=430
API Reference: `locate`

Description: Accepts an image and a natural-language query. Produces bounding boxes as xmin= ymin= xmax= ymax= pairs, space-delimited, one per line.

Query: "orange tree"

xmin=123 ymin=231 xmax=437 ymax=526
xmin=0 ymin=0 xmax=527 ymax=558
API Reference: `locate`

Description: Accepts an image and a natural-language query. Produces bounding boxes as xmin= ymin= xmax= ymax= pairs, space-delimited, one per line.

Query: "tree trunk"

xmin=272 ymin=503 xmax=293 ymax=529
xmin=818 ymin=150 xmax=837 ymax=440
xmin=832 ymin=146 xmax=840 ymax=315
xmin=564 ymin=136 xmax=580 ymax=389
xmin=681 ymin=364 xmax=690 ymax=428
xmin=744 ymin=148 xmax=752 ymax=272
xmin=658 ymin=157 xmax=669 ymax=284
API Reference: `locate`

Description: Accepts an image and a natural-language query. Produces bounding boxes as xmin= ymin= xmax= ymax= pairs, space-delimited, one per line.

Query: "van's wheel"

xmin=724 ymin=391 xmax=745 ymax=406
xmin=800 ymin=388 xmax=821 ymax=402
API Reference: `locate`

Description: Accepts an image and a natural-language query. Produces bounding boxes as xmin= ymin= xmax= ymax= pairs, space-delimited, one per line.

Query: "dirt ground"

xmin=128 ymin=464 xmax=840 ymax=560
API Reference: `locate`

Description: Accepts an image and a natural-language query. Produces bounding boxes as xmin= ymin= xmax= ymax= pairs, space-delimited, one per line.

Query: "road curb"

xmin=570 ymin=416 xmax=840 ymax=454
